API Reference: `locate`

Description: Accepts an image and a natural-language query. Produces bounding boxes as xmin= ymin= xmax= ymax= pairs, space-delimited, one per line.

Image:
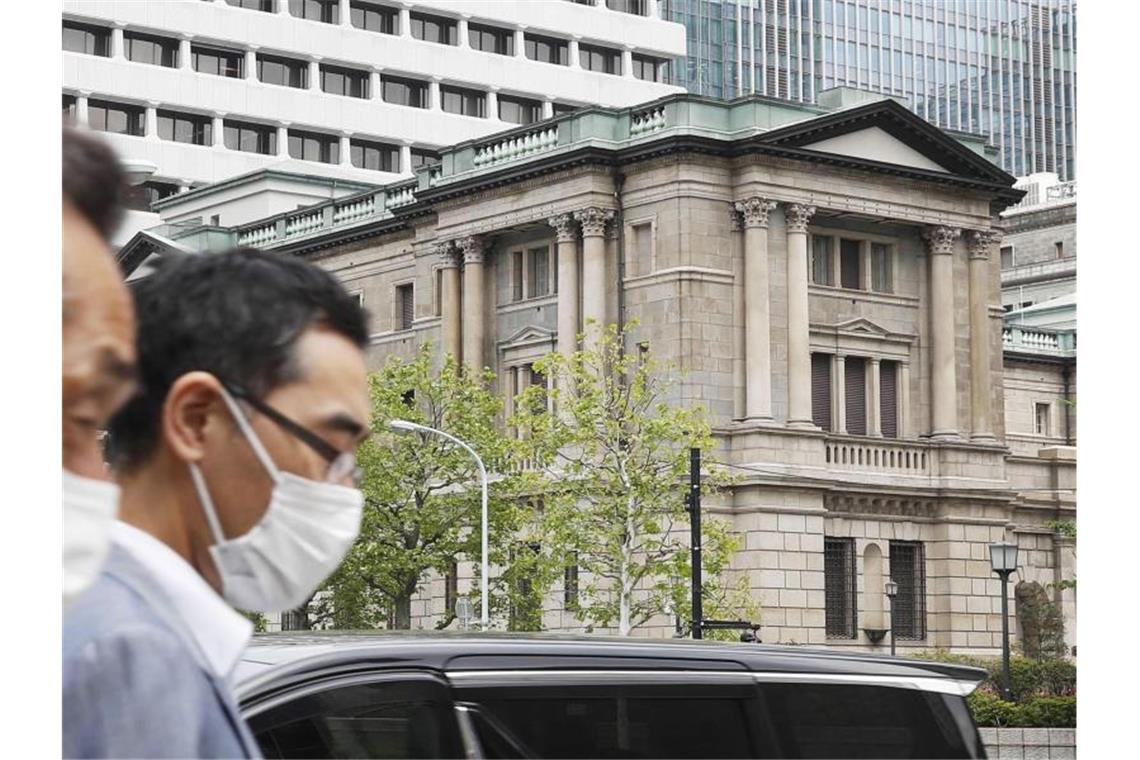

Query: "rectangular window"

xmin=871 ymin=243 xmax=892 ymax=292
xmin=525 ymin=33 xmax=569 ymax=65
xmin=564 ymin=553 xmax=579 ymax=607
xmin=87 ymin=100 xmax=145 ymax=137
xmin=511 ymin=250 xmax=524 ymax=302
xmin=606 ymin=0 xmax=648 ymax=14
xmin=528 ymin=246 xmax=550 ymax=298
xmin=288 ymin=129 xmax=339 ymax=164
xmin=1000 ymin=245 xmax=1014 ymax=268
xmin=633 ymin=223 xmax=652 ymax=272
xmin=880 ymin=361 xmax=898 ymax=438
xmin=441 ymin=86 xmax=486 ymax=118
xmin=289 ymin=0 xmax=339 ymax=23
xmin=889 ymin=541 xmax=926 ymax=640
xmin=824 ymin=538 xmax=857 ymax=639
xmin=469 ymin=22 xmax=514 ymax=55
xmin=1034 ymin=402 xmax=1050 ymax=436
xmin=124 ymin=32 xmax=179 ymax=67
xmin=410 ymin=12 xmax=456 ymax=44
xmin=258 ymin=54 xmax=308 ymax=88
xmin=224 ymin=119 xmax=277 ymax=155
xmin=381 ymin=76 xmax=428 ymax=108
xmin=192 ymin=44 xmax=244 ymax=78
xmin=498 ymin=95 xmax=542 ymax=125
xmin=157 ymin=110 xmax=213 ymax=146
xmin=811 ymin=235 xmax=833 ymax=286
xmin=62 ymin=21 xmax=110 ymax=56
xmin=580 ymin=43 xmax=621 ymax=74
xmin=632 ymin=54 xmax=662 ymax=82
xmin=845 ymin=357 xmax=867 ymax=436
xmin=350 ymin=138 xmax=399 ymax=172
xmin=410 ymin=148 xmax=440 ymax=169
xmin=350 ymin=1 xmax=397 ymax=34
xmin=840 ymin=239 xmax=862 ymax=289
xmin=812 ymin=353 xmax=832 ymax=431
xmin=321 ymin=64 xmax=370 ymax=98
xmin=396 ymin=283 xmax=414 ymax=330
xmin=226 ymin=0 xmax=275 ymax=10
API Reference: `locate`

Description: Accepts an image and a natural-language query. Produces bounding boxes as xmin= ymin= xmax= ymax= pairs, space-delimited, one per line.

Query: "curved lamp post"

xmin=884 ymin=579 xmax=899 ymax=656
xmin=390 ymin=420 xmax=489 ymax=630
xmin=989 ymin=541 xmax=1019 ymax=701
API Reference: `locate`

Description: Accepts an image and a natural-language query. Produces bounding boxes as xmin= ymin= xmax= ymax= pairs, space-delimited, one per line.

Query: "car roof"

xmin=236 ymin=630 xmax=986 ymax=689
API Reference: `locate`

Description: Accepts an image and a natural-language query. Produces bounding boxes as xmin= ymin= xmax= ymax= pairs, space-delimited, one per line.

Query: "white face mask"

xmin=63 ymin=470 xmax=121 ymax=608
xmin=189 ymin=387 xmax=364 ymax=614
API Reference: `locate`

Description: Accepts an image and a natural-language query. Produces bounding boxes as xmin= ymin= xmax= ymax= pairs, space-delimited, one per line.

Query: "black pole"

xmin=1000 ymin=571 xmax=1012 ymax=700
xmin=690 ymin=447 xmax=702 ymax=640
xmin=888 ymin=598 xmax=895 ymax=656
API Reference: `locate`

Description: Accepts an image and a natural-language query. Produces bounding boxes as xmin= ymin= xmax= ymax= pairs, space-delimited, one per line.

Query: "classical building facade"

xmin=122 ymin=91 xmax=1079 ymax=653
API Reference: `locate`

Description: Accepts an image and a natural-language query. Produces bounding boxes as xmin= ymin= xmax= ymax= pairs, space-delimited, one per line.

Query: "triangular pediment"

xmin=833 ymin=317 xmax=892 ymax=337
xmin=799 ymin=126 xmax=950 ymax=173
xmin=499 ymin=325 xmax=556 ymax=349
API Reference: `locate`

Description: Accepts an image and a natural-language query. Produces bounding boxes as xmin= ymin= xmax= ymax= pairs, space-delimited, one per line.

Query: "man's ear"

xmin=163 ymin=372 xmax=228 ymax=465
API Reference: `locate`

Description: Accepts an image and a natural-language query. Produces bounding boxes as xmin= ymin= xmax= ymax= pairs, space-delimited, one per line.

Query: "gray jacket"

xmin=63 ymin=546 xmax=262 ymax=759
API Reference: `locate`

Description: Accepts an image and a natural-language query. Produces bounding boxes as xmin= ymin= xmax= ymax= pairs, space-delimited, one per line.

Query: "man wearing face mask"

xmin=62 ymin=127 xmax=138 ymax=607
xmin=63 ymin=248 xmax=371 ymax=758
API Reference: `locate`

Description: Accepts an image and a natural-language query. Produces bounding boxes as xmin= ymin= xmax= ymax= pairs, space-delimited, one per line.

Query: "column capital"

xmin=784 ymin=203 xmax=817 ymax=233
xmin=573 ymin=207 xmax=614 ymax=237
xmin=434 ymin=241 xmax=460 ymax=268
xmin=967 ymin=229 xmax=1002 ymax=259
xmin=548 ymin=213 xmax=578 ymax=242
xmin=923 ymin=225 xmax=961 ymax=255
xmin=458 ymin=235 xmax=488 ymax=264
xmin=734 ymin=197 xmax=776 ymax=228
xmin=729 ymin=208 xmax=744 ymax=232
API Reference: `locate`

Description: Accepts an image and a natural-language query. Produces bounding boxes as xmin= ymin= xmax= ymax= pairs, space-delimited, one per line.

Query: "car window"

xmin=461 ymin=684 xmax=756 ymax=758
xmin=756 ymin=683 xmax=974 ymax=759
xmin=248 ymin=676 xmax=464 ymax=759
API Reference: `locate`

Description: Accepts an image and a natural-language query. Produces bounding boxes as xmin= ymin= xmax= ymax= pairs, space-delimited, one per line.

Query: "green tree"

xmin=316 ymin=346 xmax=535 ymax=629
xmin=513 ymin=322 xmax=755 ymax=636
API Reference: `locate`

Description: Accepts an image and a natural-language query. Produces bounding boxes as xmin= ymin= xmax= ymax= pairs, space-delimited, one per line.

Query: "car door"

xmin=243 ymin=670 xmax=470 ymax=759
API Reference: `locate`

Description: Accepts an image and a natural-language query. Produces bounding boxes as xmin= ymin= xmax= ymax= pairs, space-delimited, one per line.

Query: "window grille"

xmin=889 ymin=541 xmax=926 ymax=640
xmin=825 ymin=538 xmax=857 ymax=639
xmin=811 ymin=353 xmax=832 ymax=431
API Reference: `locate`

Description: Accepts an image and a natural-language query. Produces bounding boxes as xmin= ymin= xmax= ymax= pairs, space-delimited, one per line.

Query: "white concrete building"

xmin=63 ymin=0 xmax=685 ymax=214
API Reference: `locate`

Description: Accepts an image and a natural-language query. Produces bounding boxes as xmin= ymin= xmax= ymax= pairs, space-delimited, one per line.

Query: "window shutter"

xmin=512 ymin=251 xmax=524 ymax=301
xmin=532 ymin=248 xmax=549 ymax=297
xmin=399 ymin=284 xmax=414 ymax=330
xmin=845 ymin=357 xmax=866 ymax=435
xmin=840 ymin=239 xmax=861 ymax=289
xmin=880 ymin=361 xmax=898 ymax=438
xmin=812 ymin=353 xmax=832 ymax=431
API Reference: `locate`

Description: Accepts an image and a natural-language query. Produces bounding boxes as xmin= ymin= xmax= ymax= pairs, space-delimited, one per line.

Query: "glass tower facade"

xmin=661 ymin=0 xmax=1077 ymax=180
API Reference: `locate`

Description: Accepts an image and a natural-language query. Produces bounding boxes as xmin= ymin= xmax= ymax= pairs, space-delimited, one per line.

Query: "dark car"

xmin=235 ymin=632 xmax=988 ymax=759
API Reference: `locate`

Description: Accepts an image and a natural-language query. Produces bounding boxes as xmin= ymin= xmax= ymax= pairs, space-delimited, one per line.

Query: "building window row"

xmin=63 ymin=20 xmax=590 ymax=124
xmin=509 ymin=245 xmax=556 ymax=303
xmin=69 ymin=93 xmax=438 ymax=172
xmin=810 ymin=233 xmax=895 ymax=294
xmin=825 ymin=539 xmax=927 ymax=641
xmin=811 ymin=353 xmax=901 ymax=438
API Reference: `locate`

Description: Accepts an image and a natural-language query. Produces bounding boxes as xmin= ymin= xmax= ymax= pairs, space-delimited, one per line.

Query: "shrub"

xmin=967 ymin=690 xmax=1018 ymax=727
xmin=968 ymin=693 xmax=1076 ymax=728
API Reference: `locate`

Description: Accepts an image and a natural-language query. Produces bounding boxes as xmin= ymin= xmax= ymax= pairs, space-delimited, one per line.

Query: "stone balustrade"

xmin=629 ymin=104 xmax=667 ymax=136
xmin=1003 ymin=326 xmax=1076 ymax=356
xmin=237 ymin=223 xmax=277 ymax=247
xmin=472 ymin=124 xmax=560 ymax=169
xmin=284 ymin=210 xmax=324 ymax=238
xmin=332 ymin=194 xmax=376 ymax=224
xmin=386 ymin=184 xmax=417 ymax=208
xmin=825 ymin=436 xmax=930 ymax=475
xmin=1046 ymin=180 xmax=1076 ymax=201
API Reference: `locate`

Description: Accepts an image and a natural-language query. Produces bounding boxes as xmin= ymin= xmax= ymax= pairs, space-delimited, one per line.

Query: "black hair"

xmin=62 ymin=127 xmax=125 ymax=241
xmin=106 ymin=248 xmax=370 ymax=471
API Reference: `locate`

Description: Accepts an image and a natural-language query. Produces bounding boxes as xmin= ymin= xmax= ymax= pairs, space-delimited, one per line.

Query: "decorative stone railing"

xmin=472 ymin=124 xmax=560 ymax=169
xmin=1003 ymin=326 xmax=1076 ymax=355
xmin=332 ymin=194 xmax=376 ymax=224
xmin=237 ymin=223 xmax=277 ymax=248
xmin=629 ymin=104 xmax=667 ymax=136
xmin=284 ymin=210 xmax=324 ymax=238
xmin=1000 ymin=257 xmax=1076 ymax=285
xmin=386 ymin=184 xmax=417 ymax=208
xmin=235 ymin=189 xmax=392 ymax=248
xmin=1046 ymin=180 xmax=1076 ymax=201
xmin=825 ymin=437 xmax=930 ymax=475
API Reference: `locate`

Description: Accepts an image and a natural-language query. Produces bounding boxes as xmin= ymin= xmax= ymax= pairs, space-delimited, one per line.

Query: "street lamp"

xmin=884 ymin=580 xmax=899 ymax=656
xmin=989 ymin=541 xmax=1019 ymax=701
xmin=390 ymin=420 xmax=489 ymax=630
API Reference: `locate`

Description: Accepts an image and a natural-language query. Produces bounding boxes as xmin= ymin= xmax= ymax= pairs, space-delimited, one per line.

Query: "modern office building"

xmin=62 ymin=0 xmax=685 ymax=216
xmin=660 ymin=0 xmax=1077 ymax=181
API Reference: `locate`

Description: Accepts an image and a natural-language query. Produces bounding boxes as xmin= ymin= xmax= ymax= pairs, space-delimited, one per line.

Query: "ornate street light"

xmin=884 ymin=580 xmax=899 ymax=656
xmin=990 ymin=541 xmax=1019 ymax=700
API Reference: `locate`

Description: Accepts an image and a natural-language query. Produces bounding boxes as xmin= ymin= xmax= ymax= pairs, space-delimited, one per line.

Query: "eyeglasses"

xmin=225 ymin=384 xmax=362 ymax=487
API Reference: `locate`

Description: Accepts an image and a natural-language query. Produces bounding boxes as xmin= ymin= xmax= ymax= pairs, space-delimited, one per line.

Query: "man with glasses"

xmin=63 ymin=248 xmax=371 ymax=758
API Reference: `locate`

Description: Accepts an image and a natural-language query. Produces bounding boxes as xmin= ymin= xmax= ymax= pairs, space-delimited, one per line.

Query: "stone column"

xmin=549 ymin=213 xmax=580 ymax=358
xmin=429 ymin=77 xmax=442 ymax=110
xmin=899 ymin=361 xmax=911 ymax=438
xmin=458 ymin=16 xmax=470 ymax=47
xmin=569 ymin=36 xmax=582 ymax=68
xmin=923 ymin=226 xmax=961 ymax=439
xmin=369 ymin=68 xmax=381 ymax=100
xmin=277 ymin=123 xmax=290 ymax=157
xmin=622 ymin=46 xmax=634 ymax=78
xmin=833 ymin=354 xmax=847 ymax=434
xmin=967 ymin=230 xmax=999 ymax=441
xmin=399 ymin=142 xmax=413 ymax=173
xmin=459 ymin=236 xmax=488 ymax=370
xmin=486 ymin=88 xmax=500 ymax=120
xmin=339 ymin=133 xmax=352 ymax=166
xmin=399 ymin=6 xmax=411 ymax=36
xmin=75 ymin=92 xmax=90 ymax=127
xmin=179 ymin=35 xmax=193 ymax=70
xmin=245 ymin=46 xmax=259 ymax=80
xmin=339 ymin=0 xmax=351 ymax=25
xmin=515 ymin=27 xmax=526 ymax=58
xmin=277 ymin=0 xmax=291 ymax=15
xmin=868 ymin=357 xmax=882 ymax=437
xmin=144 ymin=102 xmax=159 ymax=141
xmin=111 ymin=24 xmax=125 ymax=59
xmin=731 ymin=210 xmax=746 ymax=419
xmin=785 ymin=203 xmax=817 ymax=428
xmin=436 ymin=243 xmax=462 ymax=365
xmin=309 ymin=57 xmax=321 ymax=90
xmin=212 ymin=112 xmax=225 ymax=149
xmin=647 ymin=0 xmax=660 ymax=18
xmin=574 ymin=207 xmax=613 ymax=350
xmin=734 ymin=197 xmax=776 ymax=421
xmin=542 ymin=99 xmax=554 ymax=119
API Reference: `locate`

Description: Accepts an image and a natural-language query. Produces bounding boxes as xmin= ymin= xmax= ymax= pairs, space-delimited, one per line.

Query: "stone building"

xmin=122 ymin=90 xmax=1078 ymax=654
